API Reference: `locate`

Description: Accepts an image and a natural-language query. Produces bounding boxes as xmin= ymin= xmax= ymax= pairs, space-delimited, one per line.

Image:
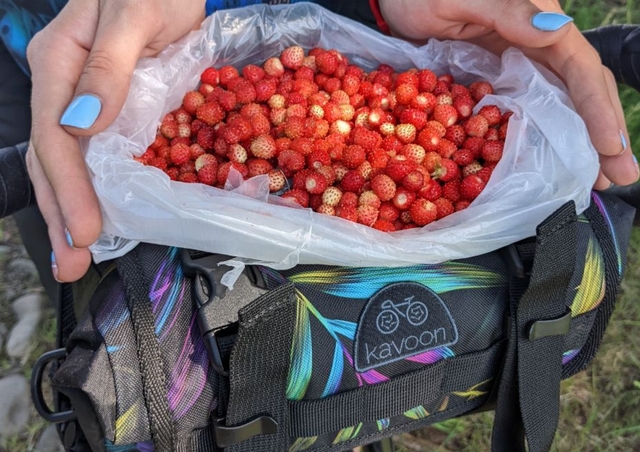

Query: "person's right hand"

xmin=26 ymin=0 xmax=205 ymax=283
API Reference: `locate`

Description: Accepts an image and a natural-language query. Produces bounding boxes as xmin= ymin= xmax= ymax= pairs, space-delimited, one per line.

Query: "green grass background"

xmin=399 ymin=1 xmax=640 ymax=450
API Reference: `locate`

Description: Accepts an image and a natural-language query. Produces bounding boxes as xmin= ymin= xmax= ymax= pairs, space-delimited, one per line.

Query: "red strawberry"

xmin=281 ymin=46 xmax=305 ymax=70
xmin=242 ymin=64 xmax=265 ymax=83
xmin=336 ymin=205 xmax=358 ymax=222
xmin=453 ymin=95 xmax=474 ymax=119
xmin=432 ymin=159 xmax=459 ymax=182
xmin=484 ymin=128 xmax=500 ymax=141
xmin=219 ymin=66 xmax=240 ymax=87
xmin=379 ymin=202 xmax=400 ymax=222
xmin=183 ymin=91 xmax=205 ymax=115
xmin=305 ymin=171 xmax=329 ymax=194
xmin=455 ymin=200 xmax=471 ymax=211
xmin=228 ymin=144 xmax=248 ymax=164
xmin=469 ymin=81 xmax=494 ymax=102
xmin=444 ymin=125 xmax=466 ymax=146
xmin=409 ymin=199 xmax=437 ymax=226
xmin=221 ymin=126 xmax=242 ymax=145
xmin=201 ymin=68 xmax=220 ymax=86
xmin=450 ymin=84 xmax=471 ymax=100
xmin=400 ymin=144 xmax=426 ymax=165
xmin=371 ymin=174 xmax=397 ymax=201
xmin=418 ymin=178 xmax=442 ymax=201
xmin=436 ymin=93 xmax=453 ymax=106
xmin=478 ymin=105 xmax=501 ymax=126
xmin=179 ymin=172 xmax=198 ymax=183
xmin=317 ymin=165 xmax=337 ymax=186
xmin=433 ymin=105 xmax=458 ymax=127
xmin=195 ymin=154 xmax=217 ymax=172
xmin=465 ymin=115 xmax=489 ymax=137
xmin=400 ymin=109 xmax=428 ymax=130
xmin=434 ymin=198 xmax=454 ymax=219
xmin=282 ymin=189 xmax=310 ymax=208
xmin=499 ymin=122 xmax=509 ymax=140
xmin=160 ymin=121 xmax=178 ymax=139
xmin=341 ymin=170 xmax=366 ymax=193
xmin=385 ymin=156 xmax=415 ymax=183
xmin=462 ymin=136 xmax=485 ymax=158
xmin=284 ymin=117 xmax=305 ymax=139
xmin=316 ymin=204 xmax=335 ymax=216
xmin=278 ymin=149 xmax=306 ymax=172
xmin=267 ymin=169 xmax=287 ymax=192
xmin=149 ymin=157 xmax=168 ymax=171
xmin=291 ymin=137 xmax=314 ymax=156
xmin=315 ymin=51 xmax=338 ymax=75
xmin=232 ymin=79 xmax=257 ymax=105
xmin=199 ymin=83 xmax=215 ymax=97
xmin=416 ymin=127 xmax=440 ymax=152
xmin=395 ymin=124 xmax=417 ymax=144
xmin=150 ymin=135 xmax=169 ymax=150
xmin=436 ymin=139 xmax=456 ymax=159
xmin=359 ymin=191 xmax=382 ymax=209
xmin=263 ymin=58 xmax=284 ymax=79
xmin=197 ymin=164 xmax=217 ymax=185
xmin=460 ymin=175 xmax=486 ymax=200
xmin=341 ymin=145 xmax=365 ymax=169
xmin=481 ymin=140 xmax=504 ymax=162
xmin=372 ymin=219 xmax=396 ymax=232
xmin=255 ymin=79 xmax=277 ymax=103
xmin=425 ymin=121 xmax=446 ymax=138
xmin=196 ymin=102 xmax=225 ymax=125
xmin=270 ymin=108 xmax=287 ymax=126
xmin=165 ymin=167 xmax=179 ymax=180
xmin=368 ymin=149 xmax=389 ymax=169
xmin=188 ymin=143 xmax=205 ymax=160
xmin=442 ymin=180 xmax=461 ymax=202
xmin=353 ymin=128 xmax=382 ymax=151
xmin=322 ymin=186 xmax=343 ymax=207
xmin=170 ymin=143 xmax=190 ymax=166
xmin=418 ymin=69 xmax=437 ymax=92
xmin=392 ymin=187 xmax=416 ymax=210
xmin=396 ymin=83 xmax=419 ymax=105
xmin=269 ymin=94 xmax=287 ymax=109
xmin=338 ymin=191 xmax=359 ymax=208
xmin=452 ymin=149 xmax=474 ymax=167
xmin=332 ymin=162 xmax=349 ymax=182
xmin=357 ymin=205 xmax=379 ymax=227
xmin=306 ymin=149 xmax=331 ymax=170
xmin=476 ymin=165 xmax=494 ymax=183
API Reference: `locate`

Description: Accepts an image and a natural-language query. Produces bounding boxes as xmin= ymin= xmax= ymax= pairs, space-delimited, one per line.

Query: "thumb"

xmin=60 ymin=6 xmax=148 ymax=135
xmin=459 ymin=0 xmax=574 ymax=48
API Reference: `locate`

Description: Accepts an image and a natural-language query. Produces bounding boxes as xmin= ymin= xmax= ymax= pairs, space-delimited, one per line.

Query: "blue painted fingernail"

xmin=65 ymin=228 xmax=74 ymax=248
xmin=60 ymin=94 xmax=102 ymax=129
xmin=51 ymin=251 xmax=60 ymax=281
xmin=620 ymin=131 xmax=628 ymax=153
xmin=531 ymin=12 xmax=574 ymax=31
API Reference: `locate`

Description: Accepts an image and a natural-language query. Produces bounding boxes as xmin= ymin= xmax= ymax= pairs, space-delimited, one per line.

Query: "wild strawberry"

xmin=354 ymin=128 xmax=383 ymax=151
xmin=282 ymin=189 xmax=310 ymax=208
xmin=400 ymin=170 xmax=423 ymax=192
xmin=150 ymin=135 xmax=169 ymax=150
xmin=499 ymin=122 xmax=508 ymax=140
xmin=314 ymin=51 xmax=338 ymax=75
xmin=267 ymin=94 xmax=285 ymax=110
xmin=357 ymin=161 xmax=373 ymax=180
xmin=481 ymin=141 xmax=504 ymax=162
xmin=222 ymin=126 xmax=242 ymax=145
xmin=219 ymin=66 xmax=240 ymax=87
xmin=284 ymin=117 xmax=305 ymax=139
xmin=242 ymin=64 xmax=265 ymax=83
xmin=425 ymin=121 xmax=446 ymax=138
xmin=410 ymin=93 xmax=435 ymax=114
xmin=201 ymin=68 xmax=220 ymax=86
xmin=278 ymin=149 xmax=306 ymax=172
xmin=409 ymin=199 xmax=437 ymax=226
xmin=323 ymin=77 xmax=341 ymax=94
xmin=462 ymin=161 xmax=483 ymax=177
xmin=292 ymin=169 xmax=313 ymax=190
xmin=385 ymin=156 xmax=415 ymax=182
xmin=335 ymin=205 xmax=357 ymax=222
xmin=265 ymin=169 xmax=285 ymax=192
xmin=317 ymin=165 xmax=337 ymax=186
xmin=306 ymin=149 xmax=331 ymax=170
xmin=332 ymin=162 xmax=350 ymax=182
xmin=187 ymin=144 xmax=204 ymax=161
xmin=169 ymin=143 xmax=190 ymax=166
xmin=469 ymin=81 xmax=494 ymax=102
xmin=450 ymin=84 xmax=471 ymax=99
xmin=378 ymin=202 xmax=400 ymax=222
xmin=314 ymin=204 xmax=334 ymax=216
xmin=393 ymin=187 xmax=416 ymax=211
xmin=276 ymin=137 xmax=292 ymax=153
xmin=164 ymin=167 xmax=179 ymax=180
xmin=196 ymin=164 xmax=217 ymax=186
xmin=370 ymin=219 xmax=394 ymax=232
xmin=432 ymin=159 xmax=459 ymax=182
xmin=478 ymin=105 xmax=501 ymax=126
xmin=476 ymin=165 xmax=494 ymax=183
xmin=199 ymin=83 xmax=215 ymax=97
xmin=436 ymin=93 xmax=453 ymax=106
xmin=356 ymin=205 xmax=379 ymax=226
xmin=228 ymin=144 xmax=248 ymax=163
xmin=342 ymin=145 xmax=366 ymax=169
xmin=304 ymin=171 xmax=327 ymax=194
xmin=464 ymin=115 xmax=489 ymax=137
xmin=254 ymin=79 xmax=276 ymax=103
xmin=341 ymin=170 xmax=366 ymax=193
xmin=281 ymin=46 xmax=304 ymax=70
xmin=263 ymin=57 xmax=285 ymax=77
xmin=484 ymin=128 xmax=500 ymax=141
xmin=452 ymin=149 xmax=474 ymax=167
xmin=232 ymin=80 xmax=257 ymax=105
xmin=319 ymin=186 xmax=341 ymax=207
xmin=418 ymin=178 xmax=442 ymax=201
xmin=455 ymin=200 xmax=471 ymax=211
xmin=371 ymin=174 xmax=396 ymax=202
xmin=270 ymin=108 xmax=287 ymax=126
xmin=418 ymin=69 xmax=437 ymax=92
xmin=160 ymin=121 xmax=179 ymax=139
xmin=330 ymin=90 xmax=350 ymax=106
xmin=193 ymin=154 xmax=215 ymax=172
xmin=395 ymin=124 xmax=417 ymax=144
xmin=433 ymin=105 xmax=458 ymax=128
xmin=307 ymin=194 xmax=323 ymax=212
xmin=453 ymin=95 xmax=474 ymax=119
xmin=178 ymin=172 xmax=198 ymax=183
xmin=444 ymin=125 xmax=466 ymax=146
xmin=368 ymin=149 xmax=389 ymax=169
xmin=442 ymin=180 xmax=461 ymax=202
xmin=291 ymin=137 xmax=314 ymax=156
xmin=341 ymin=75 xmax=361 ymax=97
xmin=434 ymin=198 xmax=454 ymax=219
xmin=462 ymin=136 xmax=485 ymax=158
xmin=171 ymin=137 xmax=191 ymax=148
xmin=182 ymin=91 xmax=205 ymax=115
xmin=396 ymin=84 xmax=419 ymax=105
xmin=460 ymin=175 xmax=486 ymax=200
xmin=400 ymin=109 xmax=428 ymax=131
xmin=400 ymin=144 xmax=426 ymax=165
xmin=378 ymin=123 xmax=394 ymax=137
xmin=338 ymin=191 xmax=359 ymax=209
xmin=373 ymin=72 xmax=394 ymax=90
xmin=196 ymin=102 xmax=225 ymax=126
xmin=382 ymin=135 xmax=403 ymax=153
xmin=177 ymin=123 xmax=191 ymax=138
xmin=416 ymin=127 xmax=440 ymax=152
xmin=359 ymin=191 xmax=382 ymax=209
xmin=300 ymin=55 xmax=316 ymax=73
xmin=330 ymin=120 xmax=352 ymax=137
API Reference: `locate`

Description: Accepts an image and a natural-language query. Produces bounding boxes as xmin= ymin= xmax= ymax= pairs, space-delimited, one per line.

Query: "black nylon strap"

xmin=223 ymin=283 xmax=297 ymax=452
xmin=492 ymin=202 xmax=577 ymax=452
xmin=117 ymin=250 xmax=176 ymax=452
xmin=289 ymin=339 xmax=504 ymax=438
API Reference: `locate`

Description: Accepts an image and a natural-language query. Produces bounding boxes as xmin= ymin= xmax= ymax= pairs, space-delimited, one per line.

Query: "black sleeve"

xmin=314 ymin=0 xmax=378 ymax=30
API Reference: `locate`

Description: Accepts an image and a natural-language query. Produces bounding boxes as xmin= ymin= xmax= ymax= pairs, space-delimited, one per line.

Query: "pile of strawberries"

xmin=137 ymin=46 xmax=511 ymax=232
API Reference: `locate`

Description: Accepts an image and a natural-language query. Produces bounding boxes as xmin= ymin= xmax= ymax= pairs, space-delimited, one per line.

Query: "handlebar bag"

xmin=42 ymin=191 xmax=635 ymax=452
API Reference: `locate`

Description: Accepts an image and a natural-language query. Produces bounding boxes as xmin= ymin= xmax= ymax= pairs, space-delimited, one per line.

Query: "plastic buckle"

xmin=528 ymin=309 xmax=572 ymax=341
xmin=180 ymin=250 xmax=235 ymax=377
xmin=500 ymin=244 xmax=526 ymax=279
xmin=30 ymin=348 xmax=77 ymax=423
xmin=211 ymin=414 xmax=278 ymax=448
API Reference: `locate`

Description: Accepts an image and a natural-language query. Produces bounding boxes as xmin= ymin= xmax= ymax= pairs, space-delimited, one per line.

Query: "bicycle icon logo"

xmin=376 ymin=295 xmax=429 ymax=334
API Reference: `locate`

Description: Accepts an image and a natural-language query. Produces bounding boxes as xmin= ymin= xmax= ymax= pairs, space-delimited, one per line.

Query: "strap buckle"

xmin=211 ymin=414 xmax=278 ymax=448
xmin=30 ymin=348 xmax=77 ymax=423
xmin=528 ymin=309 xmax=572 ymax=341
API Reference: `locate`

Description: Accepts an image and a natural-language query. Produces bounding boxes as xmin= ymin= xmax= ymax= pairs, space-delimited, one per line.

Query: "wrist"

xmin=369 ymin=0 xmax=391 ymax=35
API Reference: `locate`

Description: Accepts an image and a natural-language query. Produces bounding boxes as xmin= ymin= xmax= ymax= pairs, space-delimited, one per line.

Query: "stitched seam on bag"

xmin=242 ymin=293 xmax=295 ymax=326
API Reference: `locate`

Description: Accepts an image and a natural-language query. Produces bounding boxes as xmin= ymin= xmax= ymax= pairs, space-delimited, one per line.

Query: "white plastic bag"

xmin=88 ymin=3 xmax=599 ymax=270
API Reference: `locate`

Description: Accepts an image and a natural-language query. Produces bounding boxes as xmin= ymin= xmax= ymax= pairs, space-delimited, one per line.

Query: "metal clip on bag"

xmin=31 ymin=192 xmax=635 ymax=452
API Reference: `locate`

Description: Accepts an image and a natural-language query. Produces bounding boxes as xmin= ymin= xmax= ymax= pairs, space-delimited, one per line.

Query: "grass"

xmin=395 ymin=2 xmax=640 ymax=450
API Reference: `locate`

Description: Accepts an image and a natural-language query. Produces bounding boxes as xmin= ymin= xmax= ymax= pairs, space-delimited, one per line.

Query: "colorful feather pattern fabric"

xmin=571 ymin=237 xmax=606 ymax=317
xmin=591 ymin=191 xmax=622 ymax=276
xmin=333 ymin=423 xmax=363 ymax=444
xmin=289 ymin=436 xmax=318 ymax=452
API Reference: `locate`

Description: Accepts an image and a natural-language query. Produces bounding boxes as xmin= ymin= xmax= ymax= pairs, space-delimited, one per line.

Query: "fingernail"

xmin=60 ymin=94 xmax=102 ymax=129
xmin=634 ymin=154 xmax=639 ymax=177
xmin=531 ymin=12 xmax=574 ymax=31
xmin=620 ymin=130 xmax=628 ymax=154
xmin=51 ymin=250 xmax=60 ymax=282
xmin=65 ymin=228 xmax=75 ymax=248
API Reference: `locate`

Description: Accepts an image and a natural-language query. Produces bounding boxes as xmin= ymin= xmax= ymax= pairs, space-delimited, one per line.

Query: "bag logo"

xmin=354 ymin=282 xmax=458 ymax=372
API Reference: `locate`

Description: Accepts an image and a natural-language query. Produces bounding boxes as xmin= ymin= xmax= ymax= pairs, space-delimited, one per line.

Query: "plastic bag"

xmin=88 ymin=2 xmax=599 ymax=270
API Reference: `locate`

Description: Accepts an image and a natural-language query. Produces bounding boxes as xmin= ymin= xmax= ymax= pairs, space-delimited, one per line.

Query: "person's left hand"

xmin=377 ymin=0 xmax=639 ymax=190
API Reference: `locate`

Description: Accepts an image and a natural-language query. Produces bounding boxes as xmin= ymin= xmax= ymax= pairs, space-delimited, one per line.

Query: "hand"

xmin=378 ymin=0 xmax=640 ymax=190
xmin=26 ymin=0 xmax=205 ymax=282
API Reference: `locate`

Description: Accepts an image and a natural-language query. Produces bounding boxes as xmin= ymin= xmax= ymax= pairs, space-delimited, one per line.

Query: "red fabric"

xmin=369 ymin=0 xmax=391 ymax=35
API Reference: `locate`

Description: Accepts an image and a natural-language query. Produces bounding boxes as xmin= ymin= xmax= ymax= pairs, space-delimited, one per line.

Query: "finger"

xmin=593 ymin=170 xmax=612 ymax=191
xmin=542 ymin=28 xmax=625 ymax=157
xmin=447 ymin=0 xmax=573 ymax=48
xmin=27 ymin=2 xmax=103 ymax=249
xmin=597 ymin=68 xmax=639 ymax=185
xmin=60 ymin=1 xmax=151 ymax=136
xmin=26 ymin=145 xmax=92 ymax=282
